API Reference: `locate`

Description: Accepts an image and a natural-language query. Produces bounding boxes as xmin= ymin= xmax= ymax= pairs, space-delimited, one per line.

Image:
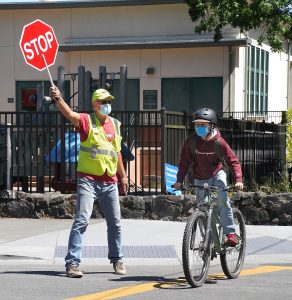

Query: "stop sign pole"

xmin=19 ymin=19 xmax=59 ymax=87
xmin=42 ymin=54 xmax=54 ymax=86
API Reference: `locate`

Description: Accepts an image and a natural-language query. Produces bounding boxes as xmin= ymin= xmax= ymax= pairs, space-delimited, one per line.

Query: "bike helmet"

xmin=192 ymin=108 xmax=217 ymax=124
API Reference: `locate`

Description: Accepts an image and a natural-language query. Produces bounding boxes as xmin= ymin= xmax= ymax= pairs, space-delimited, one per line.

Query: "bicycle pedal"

xmin=211 ymin=247 xmax=217 ymax=260
xmin=211 ymin=253 xmax=217 ymax=260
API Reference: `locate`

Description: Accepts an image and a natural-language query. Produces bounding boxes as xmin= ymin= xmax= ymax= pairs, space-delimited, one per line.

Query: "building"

xmin=0 ymin=0 xmax=291 ymax=117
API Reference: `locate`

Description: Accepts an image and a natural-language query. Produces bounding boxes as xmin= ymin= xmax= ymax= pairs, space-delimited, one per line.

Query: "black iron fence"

xmin=0 ymin=109 xmax=286 ymax=195
xmin=220 ymin=111 xmax=285 ymax=125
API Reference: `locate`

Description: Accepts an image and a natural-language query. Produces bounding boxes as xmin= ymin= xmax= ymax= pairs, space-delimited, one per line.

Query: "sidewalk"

xmin=0 ymin=219 xmax=292 ymax=266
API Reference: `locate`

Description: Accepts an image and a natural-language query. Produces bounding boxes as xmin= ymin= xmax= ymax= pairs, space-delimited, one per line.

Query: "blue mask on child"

xmin=195 ymin=126 xmax=210 ymax=137
xmin=100 ymin=104 xmax=112 ymax=116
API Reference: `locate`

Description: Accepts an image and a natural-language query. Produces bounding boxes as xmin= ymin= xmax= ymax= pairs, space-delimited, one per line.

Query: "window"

xmin=246 ymin=46 xmax=269 ymax=114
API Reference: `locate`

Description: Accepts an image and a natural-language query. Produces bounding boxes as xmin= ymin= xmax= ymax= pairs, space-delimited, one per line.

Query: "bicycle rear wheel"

xmin=220 ymin=208 xmax=246 ymax=279
xmin=182 ymin=211 xmax=211 ymax=287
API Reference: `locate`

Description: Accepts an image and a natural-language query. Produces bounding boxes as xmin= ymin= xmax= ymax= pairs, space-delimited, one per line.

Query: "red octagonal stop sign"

xmin=19 ymin=19 xmax=59 ymax=71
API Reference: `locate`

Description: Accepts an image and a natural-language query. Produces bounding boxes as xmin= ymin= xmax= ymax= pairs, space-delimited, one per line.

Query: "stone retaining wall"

xmin=0 ymin=190 xmax=292 ymax=225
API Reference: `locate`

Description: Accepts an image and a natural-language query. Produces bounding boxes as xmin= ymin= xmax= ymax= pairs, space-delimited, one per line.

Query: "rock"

xmin=0 ymin=190 xmax=10 ymax=199
xmin=259 ymin=193 xmax=292 ymax=214
xmin=253 ymin=191 xmax=267 ymax=201
xmin=6 ymin=201 xmax=33 ymax=218
xmin=279 ymin=213 xmax=292 ymax=225
xmin=0 ymin=190 xmax=291 ymax=225
xmin=259 ymin=186 xmax=272 ymax=194
xmin=121 ymin=207 xmax=145 ymax=219
xmin=152 ymin=196 xmax=182 ymax=220
xmin=181 ymin=195 xmax=196 ymax=213
xmin=122 ymin=195 xmax=145 ymax=210
xmin=239 ymin=192 xmax=255 ymax=207
xmin=91 ymin=205 xmax=103 ymax=219
xmin=242 ymin=207 xmax=260 ymax=224
xmin=49 ymin=196 xmax=64 ymax=207
xmin=143 ymin=196 xmax=155 ymax=212
xmin=35 ymin=197 xmax=49 ymax=210
xmin=258 ymin=209 xmax=270 ymax=224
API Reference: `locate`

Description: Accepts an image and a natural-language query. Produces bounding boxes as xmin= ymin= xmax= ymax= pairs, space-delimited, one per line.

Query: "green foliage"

xmin=272 ymin=179 xmax=292 ymax=193
xmin=184 ymin=0 xmax=292 ymax=52
xmin=287 ymin=109 xmax=292 ymax=162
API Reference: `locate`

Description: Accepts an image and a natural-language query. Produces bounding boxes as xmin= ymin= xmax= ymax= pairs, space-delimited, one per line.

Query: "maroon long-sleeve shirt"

xmin=176 ymin=130 xmax=243 ymax=183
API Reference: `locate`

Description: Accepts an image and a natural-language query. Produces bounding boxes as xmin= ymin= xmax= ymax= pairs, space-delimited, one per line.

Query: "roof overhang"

xmin=60 ymin=36 xmax=251 ymax=52
xmin=0 ymin=0 xmax=184 ymax=10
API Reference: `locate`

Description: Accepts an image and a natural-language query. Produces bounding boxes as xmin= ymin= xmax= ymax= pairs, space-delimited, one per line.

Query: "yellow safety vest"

xmin=77 ymin=113 xmax=122 ymax=176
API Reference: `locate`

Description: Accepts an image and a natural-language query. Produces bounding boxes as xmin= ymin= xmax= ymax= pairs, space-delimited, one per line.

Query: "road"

xmin=0 ymin=219 xmax=292 ymax=300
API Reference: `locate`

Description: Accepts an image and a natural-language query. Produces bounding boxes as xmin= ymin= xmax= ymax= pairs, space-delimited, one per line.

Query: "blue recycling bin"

xmin=46 ymin=132 xmax=80 ymax=192
xmin=46 ymin=132 xmax=80 ymax=163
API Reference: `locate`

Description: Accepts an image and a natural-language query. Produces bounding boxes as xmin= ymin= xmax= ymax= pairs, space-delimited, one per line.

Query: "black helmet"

xmin=193 ymin=108 xmax=217 ymax=124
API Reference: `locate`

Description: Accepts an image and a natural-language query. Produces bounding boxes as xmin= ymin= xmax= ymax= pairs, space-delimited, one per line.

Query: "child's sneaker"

xmin=225 ymin=233 xmax=238 ymax=247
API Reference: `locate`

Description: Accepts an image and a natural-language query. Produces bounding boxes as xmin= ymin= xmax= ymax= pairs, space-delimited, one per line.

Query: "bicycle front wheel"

xmin=220 ymin=208 xmax=246 ymax=279
xmin=182 ymin=211 xmax=211 ymax=287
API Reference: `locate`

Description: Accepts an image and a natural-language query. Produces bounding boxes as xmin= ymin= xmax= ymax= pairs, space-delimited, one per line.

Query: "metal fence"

xmin=220 ymin=111 xmax=285 ymax=125
xmin=0 ymin=109 xmax=287 ymax=195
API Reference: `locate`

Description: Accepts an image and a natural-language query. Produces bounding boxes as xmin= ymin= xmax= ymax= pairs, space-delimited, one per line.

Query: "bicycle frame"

xmin=195 ymin=186 xmax=226 ymax=255
xmin=210 ymin=205 xmax=225 ymax=253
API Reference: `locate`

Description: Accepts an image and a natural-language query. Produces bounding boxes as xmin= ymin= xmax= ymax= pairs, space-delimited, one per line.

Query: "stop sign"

xmin=19 ymin=19 xmax=59 ymax=71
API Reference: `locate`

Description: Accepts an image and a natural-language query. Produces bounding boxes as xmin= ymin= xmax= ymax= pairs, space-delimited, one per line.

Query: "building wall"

xmin=0 ymin=3 xmax=289 ymax=112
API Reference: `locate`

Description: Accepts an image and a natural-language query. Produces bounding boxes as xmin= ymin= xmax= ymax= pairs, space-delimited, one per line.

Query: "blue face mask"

xmin=195 ymin=126 xmax=210 ymax=137
xmin=100 ymin=104 xmax=112 ymax=116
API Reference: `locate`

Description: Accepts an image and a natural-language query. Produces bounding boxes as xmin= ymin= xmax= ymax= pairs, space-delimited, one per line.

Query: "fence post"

xmin=36 ymin=84 xmax=44 ymax=114
xmin=78 ymin=65 xmax=85 ymax=111
xmin=99 ymin=65 xmax=106 ymax=89
xmin=161 ymin=107 xmax=166 ymax=194
xmin=6 ymin=124 xmax=11 ymax=190
xmin=85 ymin=70 xmax=92 ymax=111
xmin=120 ymin=65 xmax=127 ymax=111
xmin=57 ymin=66 xmax=65 ymax=99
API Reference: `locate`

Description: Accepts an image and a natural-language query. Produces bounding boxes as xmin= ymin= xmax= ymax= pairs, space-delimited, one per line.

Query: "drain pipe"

xmin=228 ymin=46 xmax=232 ymax=113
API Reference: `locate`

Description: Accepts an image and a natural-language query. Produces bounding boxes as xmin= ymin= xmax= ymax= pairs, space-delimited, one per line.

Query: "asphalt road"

xmin=0 ymin=219 xmax=291 ymax=300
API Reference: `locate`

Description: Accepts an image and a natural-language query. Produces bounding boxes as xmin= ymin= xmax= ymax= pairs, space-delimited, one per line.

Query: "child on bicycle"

xmin=173 ymin=107 xmax=243 ymax=246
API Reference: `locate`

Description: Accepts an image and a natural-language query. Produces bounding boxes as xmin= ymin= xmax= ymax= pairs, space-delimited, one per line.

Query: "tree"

xmin=184 ymin=0 xmax=292 ymax=52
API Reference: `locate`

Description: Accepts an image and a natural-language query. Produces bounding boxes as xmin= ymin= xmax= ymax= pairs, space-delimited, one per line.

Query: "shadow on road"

xmin=0 ymin=270 xmax=113 ymax=277
xmin=110 ymin=275 xmax=191 ymax=289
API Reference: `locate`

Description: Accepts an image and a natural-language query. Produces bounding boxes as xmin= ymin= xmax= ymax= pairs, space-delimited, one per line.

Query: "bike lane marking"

xmin=65 ymin=265 xmax=292 ymax=300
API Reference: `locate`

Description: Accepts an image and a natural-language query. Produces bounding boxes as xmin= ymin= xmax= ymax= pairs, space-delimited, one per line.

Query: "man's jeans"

xmin=65 ymin=177 xmax=122 ymax=267
xmin=194 ymin=169 xmax=235 ymax=235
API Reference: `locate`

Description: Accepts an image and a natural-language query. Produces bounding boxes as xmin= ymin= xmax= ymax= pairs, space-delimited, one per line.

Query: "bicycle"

xmin=178 ymin=183 xmax=246 ymax=287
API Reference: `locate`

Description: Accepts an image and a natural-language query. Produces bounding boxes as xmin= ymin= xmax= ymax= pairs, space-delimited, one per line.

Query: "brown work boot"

xmin=66 ymin=265 xmax=83 ymax=278
xmin=113 ymin=260 xmax=127 ymax=275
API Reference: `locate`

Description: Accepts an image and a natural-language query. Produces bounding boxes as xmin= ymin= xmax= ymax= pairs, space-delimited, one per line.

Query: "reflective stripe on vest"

xmin=79 ymin=145 xmax=118 ymax=159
